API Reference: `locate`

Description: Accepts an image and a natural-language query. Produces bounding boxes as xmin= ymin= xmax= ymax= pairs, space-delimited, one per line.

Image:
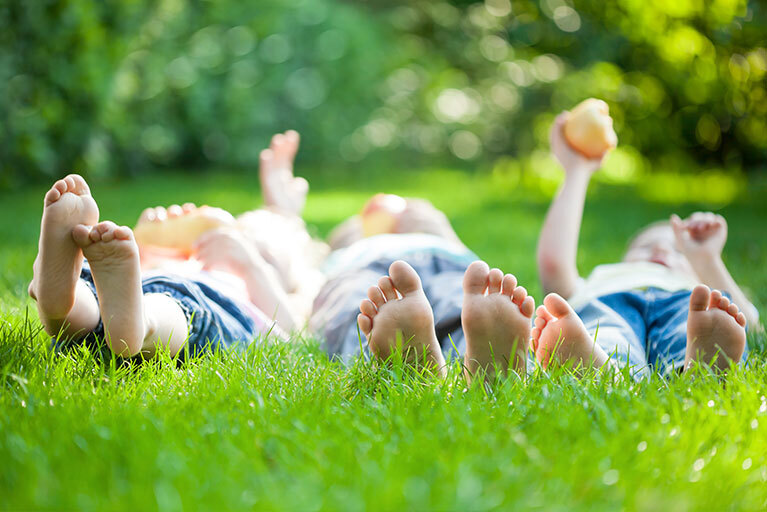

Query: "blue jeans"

xmin=575 ymin=288 xmax=749 ymax=378
xmin=55 ymin=264 xmax=264 ymax=357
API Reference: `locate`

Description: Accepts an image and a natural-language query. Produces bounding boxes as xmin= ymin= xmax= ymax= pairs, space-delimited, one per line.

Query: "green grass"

xmin=1 ymin=167 xmax=766 ymax=511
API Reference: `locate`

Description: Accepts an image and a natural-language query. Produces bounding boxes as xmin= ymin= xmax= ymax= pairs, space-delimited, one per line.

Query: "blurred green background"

xmin=1 ymin=0 xmax=765 ymax=190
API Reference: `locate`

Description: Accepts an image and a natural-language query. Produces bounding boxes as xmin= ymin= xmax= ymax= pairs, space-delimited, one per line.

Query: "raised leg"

xmin=461 ymin=261 xmax=534 ymax=382
xmin=29 ymin=174 xmax=100 ymax=337
xmin=357 ymin=260 xmax=446 ymax=377
xmin=685 ymin=285 xmax=747 ymax=372
xmin=532 ymin=293 xmax=611 ymax=373
xmin=72 ymin=221 xmax=188 ymax=357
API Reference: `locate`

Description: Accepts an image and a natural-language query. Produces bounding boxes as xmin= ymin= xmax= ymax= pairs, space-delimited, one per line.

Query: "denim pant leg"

xmin=575 ymin=296 xmax=650 ymax=379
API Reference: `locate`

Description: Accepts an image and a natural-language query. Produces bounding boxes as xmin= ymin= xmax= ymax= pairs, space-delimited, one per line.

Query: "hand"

xmin=193 ymin=228 xmax=256 ymax=276
xmin=549 ymin=112 xmax=605 ymax=175
xmin=670 ymin=212 xmax=728 ymax=262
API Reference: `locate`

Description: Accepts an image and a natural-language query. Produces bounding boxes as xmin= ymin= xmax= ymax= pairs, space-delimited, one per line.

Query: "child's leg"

xmin=685 ymin=285 xmax=747 ymax=372
xmin=357 ymin=260 xmax=446 ymax=377
xmin=461 ymin=261 xmax=535 ymax=383
xmin=29 ymin=174 xmax=100 ymax=337
xmin=259 ymin=130 xmax=308 ymax=217
xmin=72 ymin=221 xmax=188 ymax=357
xmin=532 ymin=294 xmax=616 ymax=374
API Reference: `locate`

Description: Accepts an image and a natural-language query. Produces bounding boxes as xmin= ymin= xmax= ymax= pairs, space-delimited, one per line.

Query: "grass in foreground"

xmin=1 ymin=167 xmax=766 ymax=510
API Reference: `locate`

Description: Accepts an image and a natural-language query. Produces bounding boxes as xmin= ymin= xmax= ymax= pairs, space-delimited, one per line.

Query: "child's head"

xmin=623 ymin=220 xmax=697 ymax=279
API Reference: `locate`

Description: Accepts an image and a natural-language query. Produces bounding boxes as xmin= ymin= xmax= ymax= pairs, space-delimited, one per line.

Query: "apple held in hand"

xmin=564 ymin=98 xmax=618 ymax=159
xmin=361 ymin=193 xmax=407 ymax=237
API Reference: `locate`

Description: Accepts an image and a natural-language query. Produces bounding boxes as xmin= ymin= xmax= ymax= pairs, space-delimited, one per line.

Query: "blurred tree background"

xmin=1 ymin=0 xmax=765 ymax=190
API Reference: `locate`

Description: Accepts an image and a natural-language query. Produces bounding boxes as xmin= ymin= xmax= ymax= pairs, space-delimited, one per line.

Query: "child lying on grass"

xmin=531 ymin=112 xmax=759 ymax=377
xmin=313 ymin=207 xmax=535 ymax=383
xmin=28 ymin=131 xmax=322 ymax=358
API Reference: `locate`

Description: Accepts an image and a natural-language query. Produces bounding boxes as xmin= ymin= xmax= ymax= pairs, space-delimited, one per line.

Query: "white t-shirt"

xmin=567 ymin=261 xmax=699 ymax=310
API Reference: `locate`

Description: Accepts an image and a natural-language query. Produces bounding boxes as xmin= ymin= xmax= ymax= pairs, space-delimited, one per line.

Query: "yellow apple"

xmin=134 ymin=206 xmax=236 ymax=254
xmin=360 ymin=193 xmax=407 ymax=237
xmin=564 ymin=98 xmax=618 ymax=159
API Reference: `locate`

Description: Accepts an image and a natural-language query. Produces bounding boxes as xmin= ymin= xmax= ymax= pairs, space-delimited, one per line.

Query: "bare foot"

xmin=72 ymin=221 xmax=145 ymax=357
xmin=29 ymin=174 xmax=99 ymax=320
xmin=357 ymin=260 xmax=446 ymax=376
xmin=685 ymin=285 xmax=747 ymax=372
xmin=461 ymin=261 xmax=534 ymax=382
xmin=532 ymin=293 xmax=610 ymax=372
xmin=259 ymin=130 xmax=308 ymax=216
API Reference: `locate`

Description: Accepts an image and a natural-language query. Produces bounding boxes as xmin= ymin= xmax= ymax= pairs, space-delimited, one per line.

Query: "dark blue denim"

xmin=57 ymin=264 xmax=263 ymax=357
xmin=575 ymin=287 xmax=748 ymax=378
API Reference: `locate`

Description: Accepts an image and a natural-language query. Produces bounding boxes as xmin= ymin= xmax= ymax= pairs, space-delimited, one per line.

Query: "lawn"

xmin=1 ymin=166 xmax=766 ymax=511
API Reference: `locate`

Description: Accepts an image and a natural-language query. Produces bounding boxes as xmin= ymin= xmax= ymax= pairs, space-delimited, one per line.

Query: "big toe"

xmin=71 ymin=224 xmax=93 ymax=247
xmin=689 ymin=284 xmax=711 ymax=312
xmin=542 ymin=293 xmax=574 ymax=319
xmin=388 ymin=260 xmax=423 ymax=295
xmin=463 ymin=260 xmax=489 ymax=295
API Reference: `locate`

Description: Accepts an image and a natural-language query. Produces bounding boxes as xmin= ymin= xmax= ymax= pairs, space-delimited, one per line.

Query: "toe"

xmin=68 ymin=174 xmax=89 ymax=193
xmin=45 ymin=187 xmax=61 ymax=206
xmin=378 ymin=276 xmax=397 ymax=301
xmin=488 ymin=268 xmax=503 ymax=294
xmin=708 ymin=289 xmax=722 ymax=309
xmin=727 ymin=303 xmax=740 ymax=317
xmin=463 ymin=260 xmax=489 ymax=295
xmin=63 ymin=175 xmax=76 ymax=190
xmin=360 ymin=299 xmax=377 ymax=318
xmin=689 ymin=284 xmax=711 ymax=312
xmin=167 ymin=205 xmax=183 ymax=218
xmin=357 ymin=314 xmax=372 ymax=336
xmin=182 ymin=203 xmax=196 ymax=213
xmin=270 ymin=134 xmax=285 ymax=152
xmin=367 ymin=286 xmax=386 ymax=308
xmin=154 ymin=207 xmax=168 ymax=222
xmin=53 ymin=179 xmax=67 ymax=195
xmin=521 ymin=296 xmax=535 ymax=318
xmin=71 ymin=225 xmax=93 ymax=247
xmin=114 ymin=226 xmax=134 ymax=241
xmin=717 ymin=296 xmax=730 ymax=310
xmin=388 ymin=260 xmax=423 ymax=296
xmin=259 ymin=149 xmax=274 ymax=168
xmin=536 ymin=304 xmax=554 ymax=322
xmin=501 ymin=274 xmax=517 ymax=297
xmin=512 ymin=286 xmax=527 ymax=305
xmin=542 ymin=293 xmax=573 ymax=319
xmin=534 ymin=316 xmax=547 ymax=329
xmin=736 ymin=312 xmax=747 ymax=327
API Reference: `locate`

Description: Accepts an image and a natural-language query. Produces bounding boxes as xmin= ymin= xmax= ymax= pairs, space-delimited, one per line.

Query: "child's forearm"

xmin=537 ymin=168 xmax=591 ymax=297
xmin=689 ymin=255 xmax=760 ymax=327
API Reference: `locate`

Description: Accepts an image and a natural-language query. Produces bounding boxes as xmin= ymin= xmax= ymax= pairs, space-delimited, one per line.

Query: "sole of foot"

xmin=259 ymin=130 xmax=308 ymax=216
xmin=461 ymin=261 xmax=534 ymax=382
xmin=72 ymin=221 xmax=145 ymax=357
xmin=685 ymin=285 xmax=747 ymax=372
xmin=357 ymin=260 xmax=446 ymax=377
xmin=532 ymin=293 xmax=610 ymax=373
xmin=29 ymin=174 xmax=99 ymax=320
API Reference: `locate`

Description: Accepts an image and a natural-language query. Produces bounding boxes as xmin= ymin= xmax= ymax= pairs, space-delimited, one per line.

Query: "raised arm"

xmin=671 ymin=212 xmax=760 ymax=328
xmin=537 ymin=113 xmax=605 ymax=297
